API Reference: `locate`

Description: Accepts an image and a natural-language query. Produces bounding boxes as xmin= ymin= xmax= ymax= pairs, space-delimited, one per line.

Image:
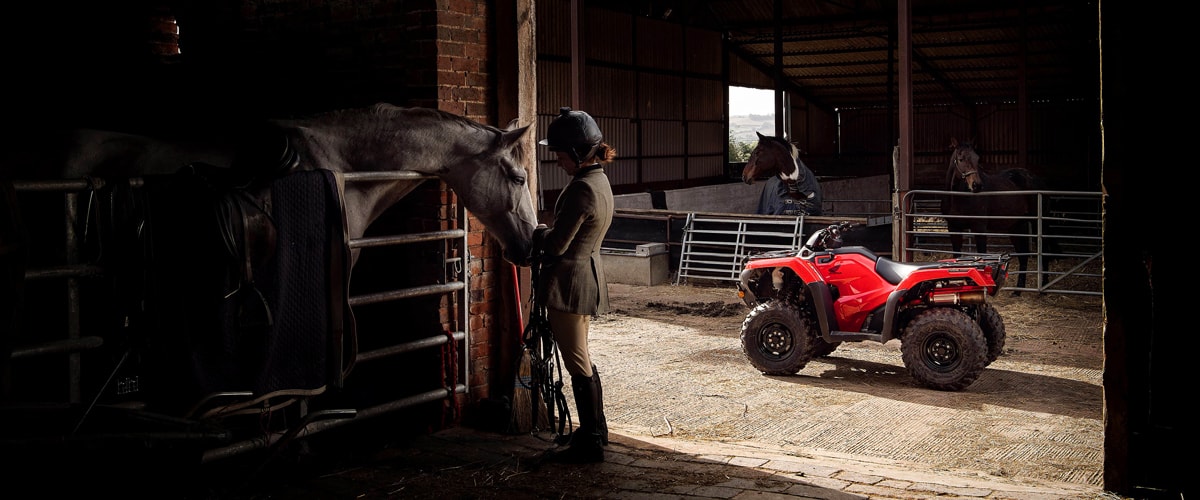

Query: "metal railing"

xmin=900 ymin=189 xmax=1104 ymax=296
xmin=674 ymin=213 xmax=807 ymax=284
xmin=5 ymin=171 xmax=472 ymax=462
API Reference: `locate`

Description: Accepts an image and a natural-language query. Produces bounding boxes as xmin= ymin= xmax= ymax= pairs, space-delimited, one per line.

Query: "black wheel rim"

xmin=757 ymin=322 xmax=794 ymax=360
xmin=922 ymin=332 xmax=961 ymax=370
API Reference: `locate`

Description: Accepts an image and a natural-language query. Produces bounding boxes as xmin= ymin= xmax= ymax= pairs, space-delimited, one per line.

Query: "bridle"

xmin=951 ymin=145 xmax=980 ymax=182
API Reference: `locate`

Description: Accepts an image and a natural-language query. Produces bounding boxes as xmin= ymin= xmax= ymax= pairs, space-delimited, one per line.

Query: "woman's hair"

xmin=590 ymin=142 xmax=617 ymax=164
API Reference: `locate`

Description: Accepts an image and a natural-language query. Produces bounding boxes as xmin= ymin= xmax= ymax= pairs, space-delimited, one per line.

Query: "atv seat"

xmin=875 ymin=258 xmax=945 ymax=285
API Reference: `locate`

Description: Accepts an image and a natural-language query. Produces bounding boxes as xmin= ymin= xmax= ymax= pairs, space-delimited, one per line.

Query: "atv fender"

xmin=806 ymin=281 xmax=839 ymax=335
xmin=808 ymin=281 xmax=908 ymax=344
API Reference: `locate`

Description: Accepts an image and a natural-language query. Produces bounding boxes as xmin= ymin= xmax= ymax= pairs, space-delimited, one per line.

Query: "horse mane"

xmin=295 ymin=103 xmax=516 ymax=152
xmin=767 ymin=135 xmax=800 ymax=162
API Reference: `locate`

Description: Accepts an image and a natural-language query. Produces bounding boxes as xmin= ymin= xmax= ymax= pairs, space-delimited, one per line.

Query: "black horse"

xmin=943 ymin=138 xmax=1050 ymax=293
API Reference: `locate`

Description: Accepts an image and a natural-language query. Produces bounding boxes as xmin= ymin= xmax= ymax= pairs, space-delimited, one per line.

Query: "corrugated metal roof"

xmin=591 ymin=0 xmax=1098 ymax=110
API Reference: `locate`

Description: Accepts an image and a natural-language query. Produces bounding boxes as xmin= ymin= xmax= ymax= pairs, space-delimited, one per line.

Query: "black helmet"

xmin=539 ymin=107 xmax=602 ymax=157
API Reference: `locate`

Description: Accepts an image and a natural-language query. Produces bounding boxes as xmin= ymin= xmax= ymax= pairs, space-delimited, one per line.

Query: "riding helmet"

xmin=540 ymin=107 xmax=602 ymax=161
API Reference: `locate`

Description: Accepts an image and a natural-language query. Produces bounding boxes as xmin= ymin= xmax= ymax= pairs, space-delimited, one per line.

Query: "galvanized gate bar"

xmin=347 ymin=281 xmax=466 ymax=307
xmin=349 ymin=229 xmax=467 ymax=249
xmin=356 ymin=331 xmax=467 ymax=364
xmin=901 ymin=188 xmax=1103 ymax=296
xmin=675 ymin=213 xmax=805 ymax=284
xmin=200 ymin=383 xmax=468 ymax=463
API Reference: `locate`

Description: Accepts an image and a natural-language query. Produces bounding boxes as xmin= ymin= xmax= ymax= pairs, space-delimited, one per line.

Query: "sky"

xmin=729 ymin=86 xmax=776 ymax=116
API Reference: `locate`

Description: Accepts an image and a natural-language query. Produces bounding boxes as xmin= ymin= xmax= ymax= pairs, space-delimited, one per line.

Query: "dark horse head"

xmin=742 ymin=131 xmax=823 ymax=215
xmin=948 ymin=137 xmax=984 ymax=193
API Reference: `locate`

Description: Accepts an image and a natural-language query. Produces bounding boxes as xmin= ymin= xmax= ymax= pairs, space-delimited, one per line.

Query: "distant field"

xmin=729 ymin=114 xmax=775 ymax=143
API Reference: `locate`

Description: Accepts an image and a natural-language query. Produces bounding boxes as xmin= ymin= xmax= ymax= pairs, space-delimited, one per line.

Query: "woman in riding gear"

xmin=533 ymin=107 xmax=615 ymax=464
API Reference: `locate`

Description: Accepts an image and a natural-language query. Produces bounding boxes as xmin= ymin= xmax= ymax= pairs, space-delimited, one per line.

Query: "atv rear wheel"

xmin=740 ymin=301 xmax=816 ymax=376
xmin=900 ymin=308 xmax=988 ymax=391
xmin=976 ymin=303 xmax=1006 ymax=365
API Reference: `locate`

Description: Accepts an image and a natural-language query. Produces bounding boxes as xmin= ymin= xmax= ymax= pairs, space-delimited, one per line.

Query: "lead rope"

xmin=441 ymin=329 xmax=460 ymax=428
xmin=524 ymin=257 xmax=573 ymax=443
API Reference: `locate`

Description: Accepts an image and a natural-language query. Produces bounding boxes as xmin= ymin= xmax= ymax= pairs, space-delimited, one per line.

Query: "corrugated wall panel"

xmin=686 ymin=155 xmax=725 ymax=178
xmin=597 ymin=116 xmax=637 ymax=162
xmin=686 ymin=78 xmax=723 ymax=122
xmin=976 ymin=104 xmax=1020 ymax=169
xmin=537 ymin=2 xmax=1097 ymax=205
xmin=640 ymin=157 xmax=685 ymax=183
xmin=583 ymin=67 xmax=637 ymax=117
xmin=536 ymin=4 xmax=758 ymax=193
xmin=685 ymin=27 xmax=722 ymax=75
xmin=635 ymin=17 xmax=683 ymax=71
xmin=688 ymin=121 xmax=724 ymax=156
xmin=639 ymin=74 xmax=684 ymax=120
xmin=641 ymin=120 xmax=684 ymax=157
xmin=790 ymin=101 xmax=810 ymax=148
xmin=538 ymin=60 xmax=571 ymax=113
xmin=537 ymin=1 xmax=570 ymax=57
xmin=587 ymin=7 xmax=633 ymax=65
xmin=604 ymin=158 xmax=639 ymax=188
xmin=836 ymin=108 xmax=891 ymax=160
xmin=912 ymin=106 xmax=971 ymax=188
xmin=801 ymin=103 xmax=838 ymax=159
xmin=914 ymin=106 xmax=973 ymax=152
xmin=730 ymin=52 xmax=773 ymax=88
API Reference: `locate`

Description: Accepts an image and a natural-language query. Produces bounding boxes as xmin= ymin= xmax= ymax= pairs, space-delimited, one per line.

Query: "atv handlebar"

xmin=804 ymin=222 xmax=857 ymax=251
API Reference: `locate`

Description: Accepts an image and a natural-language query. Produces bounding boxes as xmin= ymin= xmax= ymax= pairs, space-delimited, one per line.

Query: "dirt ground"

xmin=104 ymin=280 xmax=1103 ymax=499
xmin=590 ymin=281 xmax=1104 ymax=487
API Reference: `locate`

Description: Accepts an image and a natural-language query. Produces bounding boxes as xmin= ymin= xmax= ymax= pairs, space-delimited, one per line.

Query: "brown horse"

xmin=741 ymin=132 xmax=823 ymax=216
xmin=944 ymin=138 xmax=1044 ymax=292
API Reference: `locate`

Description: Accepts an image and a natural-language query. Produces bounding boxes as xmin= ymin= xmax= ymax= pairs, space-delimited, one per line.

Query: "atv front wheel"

xmin=976 ymin=303 xmax=1006 ymax=365
xmin=900 ymin=308 xmax=988 ymax=391
xmin=740 ymin=301 xmax=816 ymax=375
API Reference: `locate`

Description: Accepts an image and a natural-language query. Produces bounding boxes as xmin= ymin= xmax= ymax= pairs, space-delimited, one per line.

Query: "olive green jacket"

xmin=535 ymin=165 xmax=614 ymax=315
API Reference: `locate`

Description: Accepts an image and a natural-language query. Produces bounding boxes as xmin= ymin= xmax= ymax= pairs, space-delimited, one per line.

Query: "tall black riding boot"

xmin=544 ymin=374 xmax=604 ymax=464
xmin=592 ymin=365 xmax=609 ymax=445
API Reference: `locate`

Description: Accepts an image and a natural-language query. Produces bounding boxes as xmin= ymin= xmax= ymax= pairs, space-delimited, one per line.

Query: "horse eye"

xmin=506 ymin=167 xmax=526 ymax=185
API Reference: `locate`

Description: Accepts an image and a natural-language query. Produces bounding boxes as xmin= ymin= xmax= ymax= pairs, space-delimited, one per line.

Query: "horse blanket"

xmin=755 ymin=174 xmax=824 ymax=216
xmin=132 ymin=168 xmax=349 ymax=416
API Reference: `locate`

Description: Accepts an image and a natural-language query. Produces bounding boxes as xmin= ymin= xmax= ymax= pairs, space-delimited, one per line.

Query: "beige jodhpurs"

xmin=547 ymin=307 xmax=594 ymax=377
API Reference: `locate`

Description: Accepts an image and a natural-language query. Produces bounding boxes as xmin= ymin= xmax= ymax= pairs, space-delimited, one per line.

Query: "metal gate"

xmin=900 ymin=188 xmax=1103 ymax=296
xmin=3 ymin=170 xmax=472 ymax=463
xmin=674 ymin=213 xmax=806 ymax=284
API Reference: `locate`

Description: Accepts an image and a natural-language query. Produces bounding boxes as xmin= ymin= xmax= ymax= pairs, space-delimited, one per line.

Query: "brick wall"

xmin=397 ymin=0 xmax=518 ymax=426
xmin=8 ymin=0 xmax=513 ymax=434
xmin=430 ymin=0 xmax=510 ymax=422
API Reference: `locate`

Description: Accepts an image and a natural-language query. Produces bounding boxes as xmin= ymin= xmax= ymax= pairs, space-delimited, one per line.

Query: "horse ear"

xmin=498 ymin=124 xmax=532 ymax=148
xmin=756 ymin=131 xmax=766 ymax=141
xmin=504 ymin=118 xmax=520 ymax=131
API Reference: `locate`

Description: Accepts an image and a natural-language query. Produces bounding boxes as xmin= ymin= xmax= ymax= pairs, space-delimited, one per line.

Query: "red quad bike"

xmin=735 ymin=222 xmax=1009 ymax=391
